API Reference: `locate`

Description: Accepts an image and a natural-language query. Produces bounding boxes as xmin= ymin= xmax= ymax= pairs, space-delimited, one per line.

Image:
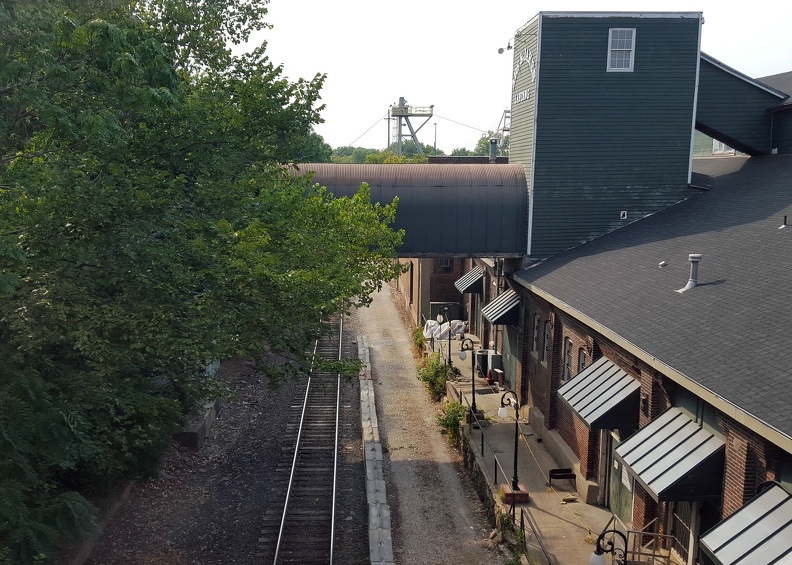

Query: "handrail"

xmin=457 ymin=388 xmax=554 ymax=564
xmin=593 ymin=515 xmax=675 ymax=565
xmin=457 ymin=388 xmax=511 ymax=486
xmin=515 ymin=506 xmax=553 ymax=564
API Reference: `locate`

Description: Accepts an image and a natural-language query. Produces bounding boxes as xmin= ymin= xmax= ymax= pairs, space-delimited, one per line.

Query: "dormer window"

xmin=607 ymin=28 xmax=635 ymax=72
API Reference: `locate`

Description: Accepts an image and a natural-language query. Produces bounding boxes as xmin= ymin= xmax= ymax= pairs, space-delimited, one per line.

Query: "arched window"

xmin=532 ymin=314 xmax=540 ymax=352
xmin=578 ymin=347 xmax=587 ymax=373
xmin=542 ymin=321 xmax=551 ymax=363
xmin=563 ymin=337 xmax=573 ymax=381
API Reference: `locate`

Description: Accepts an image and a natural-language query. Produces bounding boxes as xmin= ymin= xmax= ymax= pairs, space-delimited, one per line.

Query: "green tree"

xmin=0 ymin=1 xmax=404 ymax=561
xmin=386 ymin=140 xmax=442 ymax=157
xmin=471 ymin=134 xmax=508 ymax=157
xmin=451 ymin=147 xmax=472 ymax=156
xmin=297 ymin=130 xmax=332 ymax=162
xmin=473 ymin=135 xmax=494 ymax=155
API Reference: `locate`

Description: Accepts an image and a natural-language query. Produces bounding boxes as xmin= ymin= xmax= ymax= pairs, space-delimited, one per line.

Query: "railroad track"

xmin=258 ymin=317 xmax=344 ymax=564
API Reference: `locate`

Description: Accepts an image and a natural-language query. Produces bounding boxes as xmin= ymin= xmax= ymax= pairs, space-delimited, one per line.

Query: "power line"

xmin=433 ymin=114 xmax=490 ymax=135
xmin=346 ymin=111 xmax=498 ymax=150
xmin=346 ymin=113 xmax=389 ymax=148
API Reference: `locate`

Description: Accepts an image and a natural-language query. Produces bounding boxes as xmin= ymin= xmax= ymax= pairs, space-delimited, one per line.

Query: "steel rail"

xmin=272 ymin=318 xmax=343 ymax=565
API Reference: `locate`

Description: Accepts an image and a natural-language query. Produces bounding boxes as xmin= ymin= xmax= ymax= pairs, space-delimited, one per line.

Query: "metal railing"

xmin=457 ymin=388 xmax=554 ymax=564
xmin=594 ymin=515 xmax=679 ymax=565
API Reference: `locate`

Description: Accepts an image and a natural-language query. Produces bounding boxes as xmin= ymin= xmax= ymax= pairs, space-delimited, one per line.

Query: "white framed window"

xmin=532 ymin=314 xmax=540 ymax=352
xmin=607 ymin=28 xmax=635 ymax=72
xmin=578 ymin=347 xmax=587 ymax=373
xmin=542 ymin=321 xmax=551 ymax=363
xmin=563 ymin=337 xmax=573 ymax=381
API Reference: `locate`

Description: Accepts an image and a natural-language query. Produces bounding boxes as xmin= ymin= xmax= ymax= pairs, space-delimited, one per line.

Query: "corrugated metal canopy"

xmin=700 ymin=483 xmax=792 ymax=565
xmin=615 ymin=407 xmax=724 ymax=502
xmin=482 ymin=289 xmax=520 ymax=326
xmin=290 ymin=163 xmax=528 ymax=256
xmin=558 ymin=357 xmax=640 ymax=430
xmin=454 ymin=266 xmax=484 ymax=294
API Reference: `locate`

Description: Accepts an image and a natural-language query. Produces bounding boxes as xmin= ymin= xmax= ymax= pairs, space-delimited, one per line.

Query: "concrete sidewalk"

xmin=440 ymin=335 xmax=613 ymax=565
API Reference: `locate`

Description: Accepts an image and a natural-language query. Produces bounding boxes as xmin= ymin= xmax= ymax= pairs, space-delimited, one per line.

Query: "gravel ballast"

xmin=80 ymin=285 xmax=506 ymax=564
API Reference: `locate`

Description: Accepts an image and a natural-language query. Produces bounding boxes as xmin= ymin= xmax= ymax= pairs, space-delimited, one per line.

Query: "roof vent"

xmin=676 ymin=254 xmax=702 ymax=293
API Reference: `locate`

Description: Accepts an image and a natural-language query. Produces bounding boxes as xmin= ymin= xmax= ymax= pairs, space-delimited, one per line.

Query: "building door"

xmin=670 ymin=501 xmax=699 ymax=565
xmin=608 ymin=433 xmax=634 ymax=525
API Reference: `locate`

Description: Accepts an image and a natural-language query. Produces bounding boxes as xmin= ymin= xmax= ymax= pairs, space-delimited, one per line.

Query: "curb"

xmin=357 ymin=335 xmax=395 ymax=565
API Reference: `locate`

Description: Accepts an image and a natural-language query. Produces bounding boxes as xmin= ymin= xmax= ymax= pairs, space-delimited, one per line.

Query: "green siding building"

xmin=512 ymin=13 xmax=703 ymax=258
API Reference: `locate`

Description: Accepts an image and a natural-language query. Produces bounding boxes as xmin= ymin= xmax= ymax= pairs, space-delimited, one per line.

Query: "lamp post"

xmin=437 ymin=306 xmax=452 ymax=366
xmin=588 ymin=529 xmax=627 ymax=565
xmin=459 ymin=338 xmax=477 ymax=414
xmin=498 ymin=390 xmax=521 ymax=491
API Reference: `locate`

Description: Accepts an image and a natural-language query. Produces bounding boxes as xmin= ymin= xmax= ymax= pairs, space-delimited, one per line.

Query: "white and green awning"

xmin=558 ymin=357 xmax=640 ymax=430
xmin=482 ymin=289 xmax=520 ymax=326
xmin=700 ymin=483 xmax=792 ymax=565
xmin=615 ymin=407 xmax=724 ymax=502
xmin=454 ymin=266 xmax=484 ymax=294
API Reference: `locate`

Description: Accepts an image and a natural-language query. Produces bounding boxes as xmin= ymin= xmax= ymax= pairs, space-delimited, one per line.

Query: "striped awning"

xmin=558 ymin=357 xmax=640 ymax=430
xmin=454 ymin=266 xmax=484 ymax=294
xmin=482 ymin=289 xmax=520 ymax=326
xmin=700 ymin=483 xmax=792 ymax=565
xmin=615 ymin=407 xmax=725 ymax=502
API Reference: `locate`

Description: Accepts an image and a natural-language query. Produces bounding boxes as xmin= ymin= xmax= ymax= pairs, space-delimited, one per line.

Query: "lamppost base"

xmin=500 ymin=483 xmax=530 ymax=504
xmin=466 ymin=409 xmax=483 ymax=424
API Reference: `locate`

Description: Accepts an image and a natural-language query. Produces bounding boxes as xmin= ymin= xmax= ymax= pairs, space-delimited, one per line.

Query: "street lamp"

xmin=588 ymin=529 xmax=627 ymax=565
xmin=459 ymin=338 xmax=477 ymax=414
xmin=498 ymin=390 xmax=521 ymax=492
xmin=437 ymin=306 xmax=452 ymax=366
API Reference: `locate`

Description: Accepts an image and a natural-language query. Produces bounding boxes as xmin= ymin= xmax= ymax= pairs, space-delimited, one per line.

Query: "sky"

xmin=239 ymin=1 xmax=792 ymax=155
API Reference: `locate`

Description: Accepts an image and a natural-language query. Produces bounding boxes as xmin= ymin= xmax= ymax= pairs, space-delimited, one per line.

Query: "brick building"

xmin=304 ymin=11 xmax=792 ymax=564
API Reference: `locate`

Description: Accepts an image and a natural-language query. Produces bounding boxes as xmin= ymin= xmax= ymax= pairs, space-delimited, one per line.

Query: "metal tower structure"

xmin=494 ymin=109 xmax=511 ymax=156
xmin=389 ymin=97 xmax=434 ymax=156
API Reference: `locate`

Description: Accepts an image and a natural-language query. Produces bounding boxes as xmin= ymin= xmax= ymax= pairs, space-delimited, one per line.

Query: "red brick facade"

xmin=718 ymin=416 xmax=780 ymax=519
xmin=439 ymin=262 xmax=792 ymax=542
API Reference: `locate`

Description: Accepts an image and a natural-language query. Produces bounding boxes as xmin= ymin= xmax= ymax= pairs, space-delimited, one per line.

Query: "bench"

xmin=548 ymin=468 xmax=576 ymax=488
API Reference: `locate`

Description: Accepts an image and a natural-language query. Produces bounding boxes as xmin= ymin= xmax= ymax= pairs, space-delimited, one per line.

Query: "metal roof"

xmin=615 ymin=408 xmax=724 ymax=502
xmin=700 ymin=483 xmax=792 ymax=565
xmin=558 ymin=357 xmax=640 ymax=431
xmin=290 ymin=163 xmax=527 ymax=257
xmin=482 ymin=289 xmax=520 ymax=326
xmin=454 ymin=266 xmax=484 ymax=294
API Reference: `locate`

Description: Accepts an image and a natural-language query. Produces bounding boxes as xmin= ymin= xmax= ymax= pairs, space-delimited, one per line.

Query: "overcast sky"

xmin=241 ymin=1 xmax=792 ymax=154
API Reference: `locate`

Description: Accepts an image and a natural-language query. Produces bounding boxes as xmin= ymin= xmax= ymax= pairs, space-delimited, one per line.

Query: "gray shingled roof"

xmin=758 ymin=70 xmax=792 ymax=108
xmin=514 ymin=155 xmax=792 ymax=442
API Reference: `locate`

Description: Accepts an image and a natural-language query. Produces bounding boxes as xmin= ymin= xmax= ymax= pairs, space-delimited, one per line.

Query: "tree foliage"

xmin=0 ymin=0 xmax=403 ymax=561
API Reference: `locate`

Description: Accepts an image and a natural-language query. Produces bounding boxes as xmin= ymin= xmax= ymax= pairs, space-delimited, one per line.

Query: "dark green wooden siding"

xmin=509 ymin=17 xmax=540 ymax=255
xmin=696 ymin=57 xmax=782 ymax=156
xmin=529 ymin=14 xmax=701 ymax=258
xmin=772 ymin=109 xmax=792 ymax=154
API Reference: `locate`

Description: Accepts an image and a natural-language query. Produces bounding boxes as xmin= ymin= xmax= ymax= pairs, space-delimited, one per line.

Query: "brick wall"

xmin=718 ymin=416 xmax=780 ymax=519
xmin=525 ymin=297 xmax=552 ymax=427
xmin=632 ymin=483 xmax=658 ymax=532
xmin=430 ymin=258 xmax=465 ymax=305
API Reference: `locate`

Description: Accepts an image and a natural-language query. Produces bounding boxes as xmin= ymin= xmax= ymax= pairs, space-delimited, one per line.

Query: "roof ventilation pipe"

xmin=676 ymin=254 xmax=702 ymax=293
xmin=489 ymin=138 xmax=498 ymax=163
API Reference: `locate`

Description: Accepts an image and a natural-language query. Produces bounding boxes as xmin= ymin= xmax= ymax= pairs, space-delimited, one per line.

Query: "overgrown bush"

xmin=417 ymin=353 xmax=459 ymax=401
xmin=412 ymin=326 xmax=426 ymax=353
xmin=437 ymin=401 xmax=466 ymax=446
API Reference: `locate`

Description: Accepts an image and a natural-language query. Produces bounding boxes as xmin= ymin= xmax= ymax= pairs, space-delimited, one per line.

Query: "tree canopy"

xmin=0 ymin=1 xmax=403 ymax=561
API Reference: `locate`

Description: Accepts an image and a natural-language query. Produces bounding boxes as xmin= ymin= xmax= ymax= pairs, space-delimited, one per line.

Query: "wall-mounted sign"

xmin=512 ymin=46 xmax=537 ymax=106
